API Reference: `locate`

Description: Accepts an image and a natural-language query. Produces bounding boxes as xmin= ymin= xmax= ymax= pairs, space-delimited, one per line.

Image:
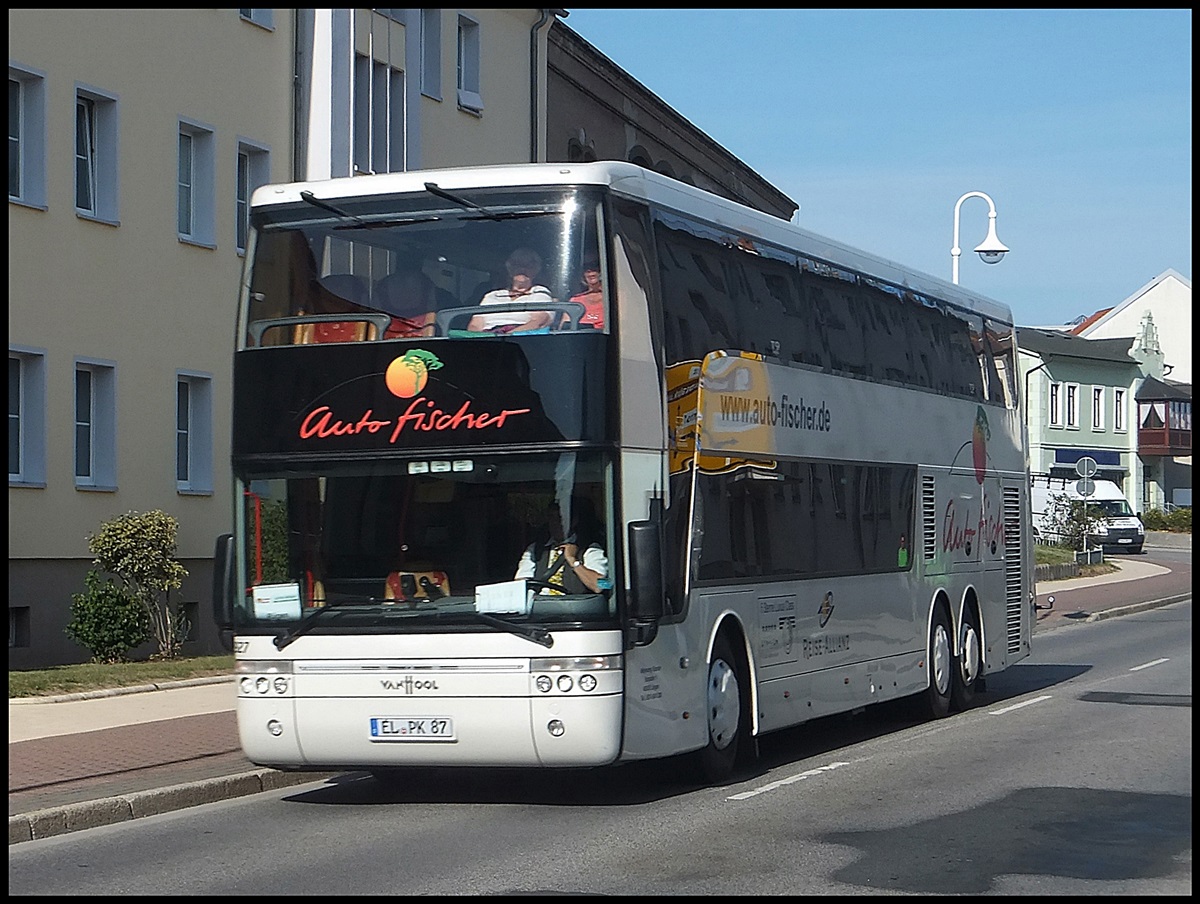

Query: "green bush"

xmin=1142 ymin=507 xmax=1192 ymax=532
xmin=65 ymin=571 xmax=153 ymax=663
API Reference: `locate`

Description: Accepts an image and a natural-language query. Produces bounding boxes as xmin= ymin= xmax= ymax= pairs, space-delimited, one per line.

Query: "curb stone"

xmin=9 ymin=674 xmax=234 ymax=705
xmin=8 ymin=768 xmax=338 ymax=845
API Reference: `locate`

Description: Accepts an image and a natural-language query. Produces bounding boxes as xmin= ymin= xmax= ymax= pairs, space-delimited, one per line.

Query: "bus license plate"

xmin=369 ymin=716 xmax=455 ymax=741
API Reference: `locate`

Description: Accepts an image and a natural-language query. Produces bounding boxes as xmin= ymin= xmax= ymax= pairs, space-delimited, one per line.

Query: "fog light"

xmin=273 ymin=677 xmax=289 ymax=694
xmin=267 ymin=720 xmax=284 ymax=737
xmin=547 ymin=719 xmax=565 ymax=737
xmin=578 ymin=674 xmax=597 ymax=692
xmin=256 ymin=676 xmax=270 ymax=693
xmin=557 ymin=674 xmax=573 ymax=692
xmin=535 ymin=675 xmax=553 ymax=693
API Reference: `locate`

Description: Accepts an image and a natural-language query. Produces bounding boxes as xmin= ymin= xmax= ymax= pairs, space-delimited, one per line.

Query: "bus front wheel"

xmin=696 ymin=634 xmax=743 ymax=783
xmin=922 ymin=606 xmax=953 ymax=719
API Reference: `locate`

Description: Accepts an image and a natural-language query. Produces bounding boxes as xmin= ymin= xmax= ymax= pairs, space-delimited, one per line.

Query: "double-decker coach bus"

xmin=213 ymin=160 xmax=1034 ymax=783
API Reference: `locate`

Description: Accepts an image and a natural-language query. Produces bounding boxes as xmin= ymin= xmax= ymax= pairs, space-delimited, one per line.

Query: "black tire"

xmin=921 ymin=606 xmax=953 ymax=719
xmin=951 ymin=605 xmax=982 ymax=711
xmin=696 ymin=634 xmax=744 ymax=783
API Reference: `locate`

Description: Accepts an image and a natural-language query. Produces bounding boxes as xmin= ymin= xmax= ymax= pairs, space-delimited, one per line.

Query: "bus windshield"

xmin=243 ymin=186 xmax=608 ymax=347
xmin=234 ymin=450 xmax=616 ymax=633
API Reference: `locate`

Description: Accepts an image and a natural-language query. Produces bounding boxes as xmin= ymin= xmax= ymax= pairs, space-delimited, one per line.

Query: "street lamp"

xmin=951 ymin=191 xmax=1009 ymax=284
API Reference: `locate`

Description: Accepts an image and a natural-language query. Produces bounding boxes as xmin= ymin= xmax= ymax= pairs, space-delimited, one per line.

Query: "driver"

xmin=514 ymin=496 xmax=608 ymax=593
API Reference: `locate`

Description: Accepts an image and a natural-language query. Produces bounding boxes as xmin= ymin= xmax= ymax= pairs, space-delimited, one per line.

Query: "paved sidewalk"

xmin=9 ymin=547 xmax=1191 ymax=845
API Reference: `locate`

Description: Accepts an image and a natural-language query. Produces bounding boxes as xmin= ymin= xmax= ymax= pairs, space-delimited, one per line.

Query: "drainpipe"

xmin=531 ymin=9 xmax=568 ymax=163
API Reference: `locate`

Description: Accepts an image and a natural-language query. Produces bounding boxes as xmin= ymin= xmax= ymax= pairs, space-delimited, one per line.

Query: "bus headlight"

xmin=536 ymin=675 xmax=553 ymax=693
xmin=578 ymin=674 xmax=597 ymax=692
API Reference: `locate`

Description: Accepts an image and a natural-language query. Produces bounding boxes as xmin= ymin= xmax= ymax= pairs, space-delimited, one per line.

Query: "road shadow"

xmin=822 ymin=786 xmax=1191 ymax=893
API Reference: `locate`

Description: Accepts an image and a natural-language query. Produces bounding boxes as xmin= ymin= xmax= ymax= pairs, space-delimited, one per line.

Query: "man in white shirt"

xmin=468 ymin=247 xmax=557 ymax=333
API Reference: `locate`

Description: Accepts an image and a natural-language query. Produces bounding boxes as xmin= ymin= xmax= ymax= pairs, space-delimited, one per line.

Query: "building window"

xmin=420 ymin=8 xmax=442 ymax=99
xmin=74 ymin=84 xmax=119 ymax=222
xmin=1113 ymin=388 xmax=1125 ymax=432
xmin=353 ymin=55 xmax=404 ymax=175
xmin=9 ymin=348 xmax=47 ymax=486
xmin=178 ymin=119 xmax=215 ymax=245
xmin=10 ymin=606 xmax=30 ymax=649
xmin=236 ymin=141 xmax=270 ymax=253
xmin=76 ymin=97 xmax=96 ymax=211
xmin=1048 ymin=382 xmax=1061 ymax=427
xmin=456 ymin=14 xmax=482 ymax=114
xmin=9 ymin=65 xmax=47 ymax=207
xmin=1092 ymin=387 xmax=1105 ymax=431
xmin=1065 ymin=384 xmax=1079 ymax=429
xmin=176 ymin=373 xmax=213 ymax=494
xmin=238 ymin=9 xmax=273 ymax=29
xmin=74 ymin=360 xmax=116 ymax=489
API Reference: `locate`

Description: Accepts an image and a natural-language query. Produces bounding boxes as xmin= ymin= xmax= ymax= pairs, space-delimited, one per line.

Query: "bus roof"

xmin=251 ymin=160 xmax=1013 ymax=325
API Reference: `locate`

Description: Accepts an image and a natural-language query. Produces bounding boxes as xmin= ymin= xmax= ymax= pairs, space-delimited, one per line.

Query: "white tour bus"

xmin=213 ymin=160 xmax=1035 ymax=783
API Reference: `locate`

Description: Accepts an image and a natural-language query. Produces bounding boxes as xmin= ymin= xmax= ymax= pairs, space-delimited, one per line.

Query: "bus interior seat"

xmin=294 ymin=274 xmax=376 ymax=343
xmin=384 ymin=570 xmax=451 ymax=604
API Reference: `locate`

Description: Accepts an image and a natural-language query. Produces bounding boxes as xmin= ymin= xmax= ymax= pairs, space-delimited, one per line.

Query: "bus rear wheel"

xmin=951 ymin=605 xmax=982 ymax=711
xmin=696 ymin=634 xmax=743 ymax=783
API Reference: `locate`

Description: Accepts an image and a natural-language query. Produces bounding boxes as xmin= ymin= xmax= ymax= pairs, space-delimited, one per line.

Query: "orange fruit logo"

xmin=385 ymin=350 xmax=444 ymax=399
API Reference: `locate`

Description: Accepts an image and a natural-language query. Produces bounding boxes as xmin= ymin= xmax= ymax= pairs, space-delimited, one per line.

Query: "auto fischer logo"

xmin=385 ymin=349 xmax=443 ymax=398
xmin=297 ymin=350 xmax=532 ymax=444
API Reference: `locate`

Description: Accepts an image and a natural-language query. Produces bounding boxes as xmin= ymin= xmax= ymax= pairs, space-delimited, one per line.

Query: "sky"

xmin=562 ymin=8 xmax=1192 ymax=329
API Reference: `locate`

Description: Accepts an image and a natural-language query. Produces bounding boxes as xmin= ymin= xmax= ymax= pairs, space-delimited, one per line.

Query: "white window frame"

xmin=74 ymin=358 xmax=117 ymax=490
xmin=1091 ymin=386 xmax=1105 ymax=431
xmin=235 ymin=139 xmax=270 ymax=254
xmin=176 ymin=371 xmax=214 ymax=494
xmin=456 ymin=14 xmax=482 ymax=114
xmin=178 ymin=118 xmax=216 ymax=246
xmin=353 ymin=54 xmax=405 ymax=176
xmin=9 ymin=347 xmax=47 ymax=487
xmin=1065 ymin=382 xmax=1079 ymax=429
xmin=1113 ymin=388 xmax=1126 ymax=432
xmin=74 ymin=83 xmax=119 ymax=223
xmin=420 ymin=8 xmax=442 ymax=100
xmin=9 ymin=64 xmax=47 ymax=208
xmin=1048 ymin=381 xmax=1062 ymax=427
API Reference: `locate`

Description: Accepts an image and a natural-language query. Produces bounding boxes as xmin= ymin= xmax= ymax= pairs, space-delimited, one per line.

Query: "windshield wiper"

xmin=300 ymin=190 xmax=364 ymax=225
xmin=274 ymin=601 xmax=373 ymax=650
xmin=471 ymin=612 xmax=554 ymax=648
xmin=424 ymin=181 xmax=506 ymax=220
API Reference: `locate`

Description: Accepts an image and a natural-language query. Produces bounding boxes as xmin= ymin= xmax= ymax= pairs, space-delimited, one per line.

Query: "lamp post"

xmin=951 ymin=191 xmax=1009 ymax=284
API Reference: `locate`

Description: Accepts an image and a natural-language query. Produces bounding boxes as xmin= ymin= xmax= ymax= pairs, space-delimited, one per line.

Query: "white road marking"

xmin=1129 ymin=658 xmax=1169 ymax=671
xmin=726 ymin=761 xmax=851 ymax=800
xmin=988 ymin=694 xmax=1053 ymax=715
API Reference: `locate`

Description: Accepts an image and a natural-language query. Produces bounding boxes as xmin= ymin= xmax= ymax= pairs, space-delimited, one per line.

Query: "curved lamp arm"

xmin=952 ymin=191 xmax=1009 ymax=284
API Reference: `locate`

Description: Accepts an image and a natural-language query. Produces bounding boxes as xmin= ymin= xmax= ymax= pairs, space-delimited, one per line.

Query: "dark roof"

xmin=1136 ymin=376 xmax=1193 ymax=401
xmin=1016 ymin=327 xmax=1137 ymax=365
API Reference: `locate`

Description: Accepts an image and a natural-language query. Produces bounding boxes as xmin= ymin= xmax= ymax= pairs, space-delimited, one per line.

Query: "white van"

xmin=1031 ymin=476 xmax=1145 ymax=554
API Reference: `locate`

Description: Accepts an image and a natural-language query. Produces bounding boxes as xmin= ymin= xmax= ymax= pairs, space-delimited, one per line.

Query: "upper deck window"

xmin=242 ymin=187 xmax=608 ymax=348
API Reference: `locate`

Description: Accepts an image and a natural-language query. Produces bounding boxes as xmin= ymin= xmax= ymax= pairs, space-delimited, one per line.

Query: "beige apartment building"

xmin=9 ymin=9 xmax=556 ymax=667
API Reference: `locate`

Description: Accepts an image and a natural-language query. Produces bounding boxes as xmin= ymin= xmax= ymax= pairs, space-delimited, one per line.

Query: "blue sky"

xmin=562 ymin=8 xmax=1192 ymax=328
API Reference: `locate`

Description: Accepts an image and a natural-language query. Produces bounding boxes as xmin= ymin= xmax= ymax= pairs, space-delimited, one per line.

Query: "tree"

xmin=1041 ymin=492 xmax=1104 ymax=552
xmin=86 ymin=510 xmax=190 ymax=659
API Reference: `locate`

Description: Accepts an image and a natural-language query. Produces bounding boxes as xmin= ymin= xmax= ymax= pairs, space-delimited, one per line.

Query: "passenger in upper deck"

xmin=375 ymin=268 xmax=438 ymax=339
xmin=467 ymin=247 xmax=557 ymax=334
xmin=568 ymin=256 xmax=605 ymax=330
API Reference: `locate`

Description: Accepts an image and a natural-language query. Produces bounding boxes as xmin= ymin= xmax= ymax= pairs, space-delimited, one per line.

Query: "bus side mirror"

xmin=627 ymin=519 xmax=665 ymax=622
xmin=212 ymin=533 xmax=235 ymax=632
